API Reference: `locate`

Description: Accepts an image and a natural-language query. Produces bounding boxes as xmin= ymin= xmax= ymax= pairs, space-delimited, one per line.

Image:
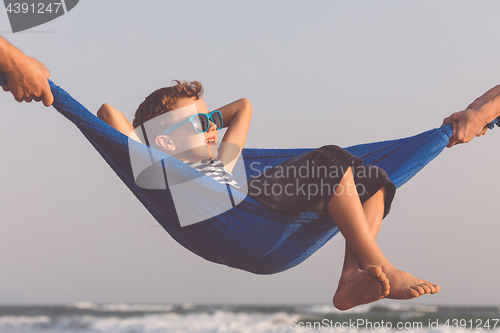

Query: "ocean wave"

xmin=0 ymin=311 xmax=300 ymax=333
xmin=74 ymin=302 xmax=176 ymax=312
xmin=0 ymin=304 xmax=499 ymax=333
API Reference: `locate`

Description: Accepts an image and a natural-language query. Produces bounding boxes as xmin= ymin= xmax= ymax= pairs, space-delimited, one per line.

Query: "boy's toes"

xmin=401 ymin=286 xmax=424 ymax=299
xmin=427 ymin=284 xmax=437 ymax=294
xmin=431 ymin=284 xmax=441 ymax=294
xmin=421 ymin=284 xmax=432 ymax=294
xmin=410 ymin=286 xmax=424 ymax=297
xmin=381 ymin=278 xmax=390 ymax=296
xmin=367 ymin=266 xmax=390 ymax=295
xmin=421 ymin=281 xmax=440 ymax=294
xmin=333 ymin=266 xmax=391 ymax=310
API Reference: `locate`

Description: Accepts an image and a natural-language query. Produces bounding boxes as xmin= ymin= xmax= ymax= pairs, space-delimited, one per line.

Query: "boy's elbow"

xmin=97 ymin=103 xmax=113 ymax=120
xmin=240 ymin=98 xmax=252 ymax=112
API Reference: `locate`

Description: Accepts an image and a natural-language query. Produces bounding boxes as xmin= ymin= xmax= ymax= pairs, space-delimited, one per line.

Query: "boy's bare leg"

xmin=329 ymin=167 xmax=439 ymax=310
xmin=338 ymin=187 xmax=386 ymax=276
xmin=332 ymin=186 xmax=390 ymax=310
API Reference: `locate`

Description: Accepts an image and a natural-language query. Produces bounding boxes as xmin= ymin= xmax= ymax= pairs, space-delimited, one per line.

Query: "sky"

xmin=1 ymin=1 xmax=500 ymax=307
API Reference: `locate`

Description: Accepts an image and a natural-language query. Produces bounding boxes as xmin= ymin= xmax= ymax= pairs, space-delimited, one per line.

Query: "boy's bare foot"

xmin=383 ymin=266 xmax=440 ymax=299
xmin=333 ymin=266 xmax=390 ymax=311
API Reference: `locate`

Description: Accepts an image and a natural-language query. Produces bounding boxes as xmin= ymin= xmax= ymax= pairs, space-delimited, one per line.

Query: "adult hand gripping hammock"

xmin=1 ymin=72 xmax=498 ymax=274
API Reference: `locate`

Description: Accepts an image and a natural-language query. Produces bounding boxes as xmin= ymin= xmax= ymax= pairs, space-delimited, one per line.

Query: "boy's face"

xmin=155 ymin=97 xmax=219 ymax=162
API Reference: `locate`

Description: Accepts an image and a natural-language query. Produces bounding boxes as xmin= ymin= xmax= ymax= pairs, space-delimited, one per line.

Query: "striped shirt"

xmin=183 ymin=159 xmax=240 ymax=188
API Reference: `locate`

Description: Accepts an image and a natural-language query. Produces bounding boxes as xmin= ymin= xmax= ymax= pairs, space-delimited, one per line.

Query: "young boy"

xmin=98 ymin=80 xmax=440 ymax=310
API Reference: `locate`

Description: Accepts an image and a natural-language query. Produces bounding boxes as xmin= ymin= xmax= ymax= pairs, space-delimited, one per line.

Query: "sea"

xmin=0 ymin=303 xmax=499 ymax=333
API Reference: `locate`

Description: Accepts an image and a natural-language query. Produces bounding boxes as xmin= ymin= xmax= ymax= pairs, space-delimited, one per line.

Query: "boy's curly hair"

xmin=132 ymin=80 xmax=204 ymax=128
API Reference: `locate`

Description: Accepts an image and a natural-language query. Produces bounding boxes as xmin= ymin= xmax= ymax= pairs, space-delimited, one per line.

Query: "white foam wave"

xmin=301 ymin=303 xmax=375 ymax=315
xmin=299 ymin=302 xmax=438 ymax=315
xmin=0 ymin=305 xmax=498 ymax=333
xmin=74 ymin=302 xmax=100 ymax=310
xmin=0 ymin=311 xmax=302 ymax=333
xmin=379 ymin=302 xmax=439 ymax=313
xmin=5 ymin=312 xmax=494 ymax=333
xmin=0 ymin=315 xmax=52 ymax=331
xmin=73 ymin=302 xmax=175 ymax=312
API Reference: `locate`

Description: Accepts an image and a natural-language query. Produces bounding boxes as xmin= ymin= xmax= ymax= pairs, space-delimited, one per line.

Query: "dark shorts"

xmin=247 ymin=145 xmax=396 ymax=218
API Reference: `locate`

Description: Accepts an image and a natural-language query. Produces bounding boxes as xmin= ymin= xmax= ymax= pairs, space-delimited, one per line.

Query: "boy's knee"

xmin=317 ymin=145 xmax=342 ymax=154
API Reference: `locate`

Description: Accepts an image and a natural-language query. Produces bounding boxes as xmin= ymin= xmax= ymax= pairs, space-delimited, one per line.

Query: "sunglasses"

xmin=161 ymin=110 xmax=223 ymax=135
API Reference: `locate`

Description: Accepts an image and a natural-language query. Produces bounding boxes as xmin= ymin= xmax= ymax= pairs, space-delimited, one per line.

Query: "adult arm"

xmin=0 ymin=36 xmax=53 ymax=106
xmin=442 ymin=85 xmax=500 ymax=148
xmin=216 ymin=98 xmax=252 ymax=173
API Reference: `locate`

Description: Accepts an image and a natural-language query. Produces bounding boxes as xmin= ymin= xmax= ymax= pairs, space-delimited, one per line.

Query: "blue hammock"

xmin=1 ymin=73 xmax=497 ymax=274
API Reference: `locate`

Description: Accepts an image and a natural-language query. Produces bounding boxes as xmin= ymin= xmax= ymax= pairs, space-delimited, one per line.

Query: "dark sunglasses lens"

xmin=193 ymin=115 xmax=208 ymax=133
xmin=212 ymin=112 xmax=223 ymax=129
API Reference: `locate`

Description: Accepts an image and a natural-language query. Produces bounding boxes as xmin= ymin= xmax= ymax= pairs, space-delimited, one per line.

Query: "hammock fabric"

xmin=1 ymin=73 xmax=497 ymax=274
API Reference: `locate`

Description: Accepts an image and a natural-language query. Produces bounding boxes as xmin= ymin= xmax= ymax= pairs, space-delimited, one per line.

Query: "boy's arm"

xmin=97 ymin=103 xmax=135 ymax=136
xmin=216 ymin=98 xmax=252 ymax=173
